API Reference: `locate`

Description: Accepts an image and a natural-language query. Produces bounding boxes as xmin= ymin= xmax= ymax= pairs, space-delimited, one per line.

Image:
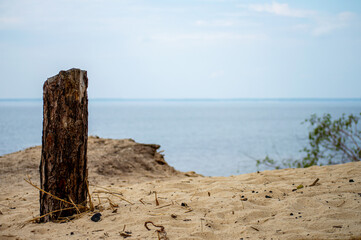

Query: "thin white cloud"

xmin=244 ymin=2 xmax=357 ymax=36
xmin=312 ymin=11 xmax=356 ymax=36
xmin=150 ymin=32 xmax=267 ymax=42
xmin=247 ymin=2 xmax=314 ymax=18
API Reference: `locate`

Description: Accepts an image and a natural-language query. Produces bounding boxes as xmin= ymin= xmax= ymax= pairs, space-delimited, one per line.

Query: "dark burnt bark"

xmin=40 ymin=68 xmax=88 ymax=222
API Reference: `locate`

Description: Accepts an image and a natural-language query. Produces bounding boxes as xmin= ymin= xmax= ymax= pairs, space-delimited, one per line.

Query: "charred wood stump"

xmin=40 ymin=68 xmax=88 ymax=222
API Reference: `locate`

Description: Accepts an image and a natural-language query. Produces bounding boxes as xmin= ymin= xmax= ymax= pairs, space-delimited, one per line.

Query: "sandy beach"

xmin=0 ymin=137 xmax=360 ymax=239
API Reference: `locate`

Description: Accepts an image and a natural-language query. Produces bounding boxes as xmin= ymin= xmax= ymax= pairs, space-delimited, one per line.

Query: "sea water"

xmin=0 ymin=99 xmax=360 ymax=176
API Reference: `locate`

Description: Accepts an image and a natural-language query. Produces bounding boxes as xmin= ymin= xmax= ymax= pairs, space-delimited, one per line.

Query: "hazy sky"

xmin=1 ymin=0 xmax=361 ymax=99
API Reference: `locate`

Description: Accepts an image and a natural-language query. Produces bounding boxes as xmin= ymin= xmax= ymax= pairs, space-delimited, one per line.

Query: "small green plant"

xmin=257 ymin=113 xmax=361 ymax=169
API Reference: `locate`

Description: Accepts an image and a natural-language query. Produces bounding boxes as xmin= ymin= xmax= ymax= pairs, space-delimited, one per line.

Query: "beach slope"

xmin=0 ymin=137 xmax=360 ymax=239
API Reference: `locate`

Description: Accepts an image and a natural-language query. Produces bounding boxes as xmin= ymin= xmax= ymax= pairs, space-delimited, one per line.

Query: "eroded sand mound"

xmin=1 ymin=138 xmax=361 ymax=239
xmin=87 ymin=137 xmax=188 ymax=184
xmin=0 ymin=136 xmax=189 ymax=185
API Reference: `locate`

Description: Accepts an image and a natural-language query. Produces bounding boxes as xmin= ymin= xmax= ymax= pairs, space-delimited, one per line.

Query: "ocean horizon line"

xmin=0 ymin=97 xmax=361 ymax=102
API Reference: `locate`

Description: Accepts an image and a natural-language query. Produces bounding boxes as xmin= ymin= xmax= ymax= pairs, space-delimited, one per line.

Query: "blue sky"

xmin=0 ymin=0 xmax=360 ymax=99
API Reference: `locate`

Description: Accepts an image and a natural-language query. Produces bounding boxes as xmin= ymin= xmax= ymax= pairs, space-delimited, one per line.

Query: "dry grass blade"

xmin=86 ymin=179 xmax=94 ymax=211
xmin=69 ymin=196 xmax=81 ymax=214
xmin=107 ymin=197 xmax=119 ymax=209
xmin=120 ymin=231 xmax=132 ymax=238
xmin=119 ymin=224 xmax=132 ymax=238
xmin=93 ymin=185 xmax=124 ymax=196
xmin=56 ymin=210 xmax=90 ymax=222
xmin=25 ymin=177 xmax=90 ymax=223
xmin=93 ymin=190 xmax=134 ymax=205
xmin=93 ymin=190 xmax=123 ymax=197
xmin=337 ymin=200 xmax=346 ymax=207
xmin=155 ymin=204 xmax=172 ymax=209
xmin=28 ymin=207 xmax=76 ymax=223
xmin=25 ymin=178 xmax=73 ymax=206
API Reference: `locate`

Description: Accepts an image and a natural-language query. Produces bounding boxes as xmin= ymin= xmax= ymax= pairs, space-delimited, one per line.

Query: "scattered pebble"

xmin=290 ymin=213 xmax=293 ymax=216
xmin=349 ymin=179 xmax=354 ymax=183
xmin=265 ymin=195 xmax=272 ymax=198
xmin=91 ymin=213 xmax=102 ymax=222
xmin=181 ymin=202 xmax=188 ymax=207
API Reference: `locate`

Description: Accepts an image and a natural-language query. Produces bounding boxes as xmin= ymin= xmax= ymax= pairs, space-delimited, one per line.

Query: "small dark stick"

xmin=251 ymin=226 xmax=259 ymax=231
xmin=145 ymin=221 xmax=164 ymax=231
xmin=144 ymin=221 xmax=169 ymax=240
xmin=154 ymin=192 xmax=160 ymax=206
xmin=310 ymin=178 xmax=320 ymax=186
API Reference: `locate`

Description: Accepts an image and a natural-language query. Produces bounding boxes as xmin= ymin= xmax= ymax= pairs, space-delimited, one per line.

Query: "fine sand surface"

xmin=0 ymin=137 xmax=361 ymax=239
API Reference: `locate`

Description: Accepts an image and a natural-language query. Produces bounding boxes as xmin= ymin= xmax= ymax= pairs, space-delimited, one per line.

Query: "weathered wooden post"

xmin=40 ymin=68 xmax=88 ymax=222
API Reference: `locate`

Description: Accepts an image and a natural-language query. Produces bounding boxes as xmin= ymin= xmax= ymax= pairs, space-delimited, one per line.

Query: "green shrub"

xmin=256 ymin=113 xmax=361 ymax=169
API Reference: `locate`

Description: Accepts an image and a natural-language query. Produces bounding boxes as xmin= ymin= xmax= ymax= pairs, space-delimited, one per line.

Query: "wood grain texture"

xmin=40 ymin=68 xmax=88 ymax=222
